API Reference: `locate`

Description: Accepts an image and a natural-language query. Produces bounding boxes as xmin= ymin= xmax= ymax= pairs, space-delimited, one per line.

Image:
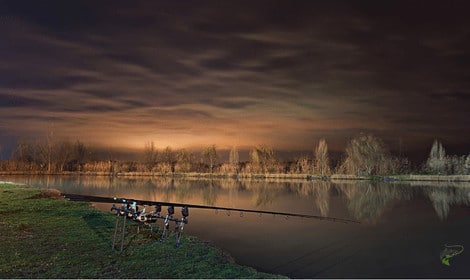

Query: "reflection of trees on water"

xmin=13 ymin=175 xmax=470 ymax=222
xmin=290 ymin=181 xmax=413 ymax=222
xmin=291 ymin=181 xmax=332 ymax=217
xmin=252 ymin=182 xmax=277 ymax=207
xmin=425 ymin=187 xmax=470 ymax=220
xmin=314 ymin=182 xmax=331 ymax=217
xmin=341 ymin=184 xmax=392 ymax=223
xmin=336 ymin=182 xmax=413 ymax=223
xmin=246 ymin=181 xmax=283 ymax=207
xmin=172 ymin=179 xmax=198 ymax=201
xmin=227 ymin=180 xmax=243 ymax=205
xmin=202 ymin=180 xmax=219 ymax=206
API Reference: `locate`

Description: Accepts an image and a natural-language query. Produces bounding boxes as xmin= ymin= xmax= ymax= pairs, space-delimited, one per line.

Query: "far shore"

xmin=1 ymin=171 xmax=470 ymax=182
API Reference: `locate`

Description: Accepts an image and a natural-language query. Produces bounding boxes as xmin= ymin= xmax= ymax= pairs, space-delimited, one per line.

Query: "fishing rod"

xmin=62 ymin=192 xmax=360 ymax=250
xmin=61 ymin=193 xmax=360 ymax=224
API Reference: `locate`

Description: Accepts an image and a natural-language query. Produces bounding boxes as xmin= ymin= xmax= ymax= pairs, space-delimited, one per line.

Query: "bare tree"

xmin=72 ymin=140 xmax=87 ymax=171
xmin=202 ymin=144 xmax=218 ymax=173
xmin=143 ymin=141 xmax=158 ymax=172
xmin=252 ymin=145 xmax=279 ymax=173
xmin=339 ymin=134 xmax=391 ymax=176
xmin=55 ymin=140 xmax=73 ymax=172
xmin=229 ymin=146 xmax=240 ymax=173
xmin=175 ymin=149 xmax=193 ymax=172
xmin=162 ymin=146 xmax=175 ymax=172
xmin=43 ymin=130 xmax=54 ymax=173
xmin=12 ymin=140 xmax=34 ymax=170
xmin=12 ymin=140 xmax=32 ymax=162
xmin=314 ymin=139 xmax=331 ymax=176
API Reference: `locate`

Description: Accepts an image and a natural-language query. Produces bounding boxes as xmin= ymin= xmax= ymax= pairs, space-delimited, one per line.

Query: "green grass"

xmin=0 ymin=184 xmax=285 ymax=279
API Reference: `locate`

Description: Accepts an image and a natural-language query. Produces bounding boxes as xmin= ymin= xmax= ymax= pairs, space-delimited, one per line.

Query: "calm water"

xmin=2 ymin=175 xmax=470 ymax=278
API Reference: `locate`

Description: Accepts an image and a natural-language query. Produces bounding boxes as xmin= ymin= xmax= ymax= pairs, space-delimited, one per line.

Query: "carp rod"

xmin=61 ymin=193 xmax=360 ymax=224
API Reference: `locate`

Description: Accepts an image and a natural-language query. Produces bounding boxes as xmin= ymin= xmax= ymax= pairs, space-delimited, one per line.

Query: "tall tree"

xmin=202 ymin=144 xmax=218 ymax=173
xmin=162 ymin=146 xmax=175 ymax=172
xmin=340 ymin=134 xmax=391 ymax=176
xmin=55 ymin=140 xmax=73 ymax=172
xmin=143 ymin=141 xmax=158 ymax=171
xmin=314 ymin=139 xmax=331 ymax=176
xmin=43 ymin=130 xmax=54 ymax=173
xmin=72 ymin=140 xmax=87 ymax=171
xmin=255 ymin=145 xmax=278 ymax=173
xmin=229 ymin=146 xmax=239 ymax=172
xmin=425 ymin=140 xmax=447 ymax=174
xmin=12 ymin=140 xmax=33 ymax=164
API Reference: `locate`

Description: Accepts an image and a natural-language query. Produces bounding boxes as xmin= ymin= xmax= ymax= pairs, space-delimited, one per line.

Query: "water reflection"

xmin=335 ymin=182 xmax=409 ymax=223
xmin=291 ymin=181 xmax=331 ymax=217
xmin=425 ymin=186 xmax=470 ymax=219
xmin=314 ymin=181 xmax=331 ymax=217
xmin=2 ymin=175 xmax=469 ymax=222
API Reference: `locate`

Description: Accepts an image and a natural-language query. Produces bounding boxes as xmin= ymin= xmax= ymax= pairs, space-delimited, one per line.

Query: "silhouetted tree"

xmin=72 ymin=140 xmax=88 ymax=171
xmin=55 ymin=140 xmax=73 ymax=172
xmin=12 ymin=140 xmax=34 ymax=170
xmin=12 ymin=140 xmax=33 ymax=163
xmin=42 ymin=130 xmax=54 ymax=173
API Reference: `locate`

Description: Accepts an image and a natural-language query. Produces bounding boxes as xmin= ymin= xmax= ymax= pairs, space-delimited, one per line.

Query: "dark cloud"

xmin=0 ymin=0 xmax=469 ymax=158
xmin=0 ymin=93 xmax=50 ymax=108
xmin=2 ymin=1 xmax=107 ymax=32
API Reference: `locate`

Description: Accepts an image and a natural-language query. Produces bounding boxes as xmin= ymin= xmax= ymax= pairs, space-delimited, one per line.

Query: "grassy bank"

xmin=0 ymin=183 xmax=284 ymax=279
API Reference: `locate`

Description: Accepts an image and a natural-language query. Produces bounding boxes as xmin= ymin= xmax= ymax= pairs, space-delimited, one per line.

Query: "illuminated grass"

xmin=0 ymin=185 xmax=284 ymax=279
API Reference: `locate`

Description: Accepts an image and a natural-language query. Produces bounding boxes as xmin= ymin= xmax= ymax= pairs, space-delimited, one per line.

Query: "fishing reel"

xmin=167 ymin=205 xmax=175 ymax=216
xmin=182 ymin=206 xmax=189 ymax=218
xmin=111 ymin=204 xmax=132 ymax=217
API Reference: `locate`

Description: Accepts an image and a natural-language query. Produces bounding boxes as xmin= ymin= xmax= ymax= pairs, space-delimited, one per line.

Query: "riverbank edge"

xmin=1 ymin=171 xmax=470 ymax=182
xmin=0 ymin=183 xmax=286 ymax=279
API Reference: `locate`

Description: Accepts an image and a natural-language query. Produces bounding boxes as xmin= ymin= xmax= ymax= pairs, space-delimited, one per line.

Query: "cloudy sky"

xmin=1 ymin=0 xmax=469 ymax=160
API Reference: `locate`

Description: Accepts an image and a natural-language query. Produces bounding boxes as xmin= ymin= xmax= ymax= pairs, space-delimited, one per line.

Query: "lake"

xmin=2 ymin=175 xmax=469 ymax=278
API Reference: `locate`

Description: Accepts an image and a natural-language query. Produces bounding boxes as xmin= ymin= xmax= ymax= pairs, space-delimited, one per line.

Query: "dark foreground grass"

xmin=0 ymin=184 xmax=285 ymax=279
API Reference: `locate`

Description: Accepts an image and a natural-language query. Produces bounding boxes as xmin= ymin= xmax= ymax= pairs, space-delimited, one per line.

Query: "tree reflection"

xmin=336 ymin=182 xmax=412 ymax=223
xmin=252 ymin=182 xmax=277 ymax=207
xmin=425 ymin=186 xmax=470 ymax=220
xmin=287 ymin=181 xmax=332 ymax=217
xmin=202 ymin=180 xmax=219 ymax=206
xmin=13 ymin=175 xmax=470 ymax=222
xmin=314 ymin=181 xmax=331 ymax=217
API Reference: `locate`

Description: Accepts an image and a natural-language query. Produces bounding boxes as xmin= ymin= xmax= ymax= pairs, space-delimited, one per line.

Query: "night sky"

xmin=1 ymin=1 xmax=469 ymax=160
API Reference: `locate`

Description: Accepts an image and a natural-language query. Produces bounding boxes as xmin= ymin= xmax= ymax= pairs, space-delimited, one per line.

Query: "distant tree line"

xmin=1 ymin=134 xmax=469 ymax=176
